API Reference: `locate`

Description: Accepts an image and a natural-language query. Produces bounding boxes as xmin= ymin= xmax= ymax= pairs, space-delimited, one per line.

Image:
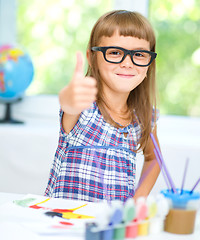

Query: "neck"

xmin=98 ymin=93 xmax=132 ymax=127
xmin=102 ymin=92 xmax=129 ymax=114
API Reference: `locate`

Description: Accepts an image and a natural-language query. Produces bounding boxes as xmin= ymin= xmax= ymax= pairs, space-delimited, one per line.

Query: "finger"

xmin=73 ymin=90 xmax=97 ymax=104
xmin=72 ymin=76 xmax=97 ymax=95
xmin=75 ymin=98 xmax=96 ymax=107
xmin=84 ymin=76 xmax=97 ymax=87
xmin=74 ymin=82 xmax=97 ymax=96
xmin=78 ymin=77 xmax=97 ymax=88
xmin=74 ymin=51 xmax=84 ymax=77
xmin=75 ymin=93 xmax=97 ymax=102
xmin=75 ymin=102 xmax=94 ymax=111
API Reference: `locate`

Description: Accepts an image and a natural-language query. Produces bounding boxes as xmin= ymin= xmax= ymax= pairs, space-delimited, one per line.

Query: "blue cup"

xmin=161 ymin=189 xmax=200 ymax=209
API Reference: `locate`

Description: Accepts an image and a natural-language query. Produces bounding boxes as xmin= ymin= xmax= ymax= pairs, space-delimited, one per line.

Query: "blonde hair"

xmin=86 ymin=10 xmax=157 ymax=153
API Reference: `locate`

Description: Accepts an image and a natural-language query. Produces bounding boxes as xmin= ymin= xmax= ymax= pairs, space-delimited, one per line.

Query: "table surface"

xmin=0 ymin=192 xmax=199 ymax=240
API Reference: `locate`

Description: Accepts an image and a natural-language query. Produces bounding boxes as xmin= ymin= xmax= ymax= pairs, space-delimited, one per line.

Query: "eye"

xmin=107 ymin=49 xmax=123 ymax=57
xmin=109 ymin=51 xmax=121 ymax=55
xmin=112 ymin=51 xmax=120 ymax=55
xmin=134 ymin=52 xmax=145 ymax=58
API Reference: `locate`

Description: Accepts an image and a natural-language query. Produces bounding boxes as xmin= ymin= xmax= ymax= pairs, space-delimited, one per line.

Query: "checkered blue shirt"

xmin=45 ymin=102 xmax=158 ymax=202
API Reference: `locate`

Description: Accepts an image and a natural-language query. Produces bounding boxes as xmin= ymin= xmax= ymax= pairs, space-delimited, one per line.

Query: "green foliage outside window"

xmin=149 ymin=0 xmax=200 ymax=116
xmin=17 ymin=0 xmax=200 ymax=116
xmin=17 ymin=0 xmax=112 ymax=94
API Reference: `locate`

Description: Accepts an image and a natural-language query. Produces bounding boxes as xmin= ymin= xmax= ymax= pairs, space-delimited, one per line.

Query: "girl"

xmin=45 ymin=10 xmax=161 ymax=202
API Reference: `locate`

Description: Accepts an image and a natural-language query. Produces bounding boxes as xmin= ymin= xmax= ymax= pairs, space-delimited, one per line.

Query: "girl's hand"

xmin=59 ymin=52 xmax=97 ymax=115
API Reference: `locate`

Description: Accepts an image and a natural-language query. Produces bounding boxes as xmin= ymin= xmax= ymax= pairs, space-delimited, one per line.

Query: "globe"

xmin=0 ymin=44 xmax=34 ymax=101
xmin=0 ymin=45 xmax=34 ymax=123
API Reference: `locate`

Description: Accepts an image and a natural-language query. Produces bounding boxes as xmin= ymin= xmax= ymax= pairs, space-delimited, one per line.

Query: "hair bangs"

xmin=94 ymin=11 xmax=155 ymax=50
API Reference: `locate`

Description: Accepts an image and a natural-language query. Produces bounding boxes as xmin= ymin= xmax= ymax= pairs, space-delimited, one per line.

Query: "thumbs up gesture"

xmin=59 ymin=52 xmax=97 ymax=115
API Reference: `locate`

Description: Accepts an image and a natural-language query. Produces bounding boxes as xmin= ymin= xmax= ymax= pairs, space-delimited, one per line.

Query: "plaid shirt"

xmin=45 ymin=102 xmax=158 ymax=202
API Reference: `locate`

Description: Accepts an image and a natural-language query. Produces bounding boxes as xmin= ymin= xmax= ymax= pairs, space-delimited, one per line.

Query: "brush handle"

xmin=150 ymin=133 xmax=177 ymax=193
xmin=93 ymin=149 xmax=109 ymax=202
xmin=153 ymin=149 xmax=170 ymax=190
xmin=136 ymin=159 xmax=157 ymax=190
xmin=190 ymin=177 xmax=200 ymax=194
xmin=181 ymin=158 xmax=189 ymax=194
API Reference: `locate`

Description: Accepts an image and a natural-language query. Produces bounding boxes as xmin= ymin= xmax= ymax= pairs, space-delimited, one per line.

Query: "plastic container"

xmin=161 ymin=189 xmax=200 ymax=209
xmin=161 ymin=188 xmax=200 ymax=234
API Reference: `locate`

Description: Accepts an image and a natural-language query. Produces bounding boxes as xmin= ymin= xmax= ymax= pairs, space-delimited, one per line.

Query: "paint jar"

xmin=161 ymin=189 xmax=200 ymax=234
xmin=125 ymin=219 xmax=138 ymax=238
xmin=138 ymin=219 xmax=149 ymax=236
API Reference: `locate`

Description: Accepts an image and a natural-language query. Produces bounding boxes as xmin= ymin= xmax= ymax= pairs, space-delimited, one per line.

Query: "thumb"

xmin=74 ymin=51 xmax=84 ymax=78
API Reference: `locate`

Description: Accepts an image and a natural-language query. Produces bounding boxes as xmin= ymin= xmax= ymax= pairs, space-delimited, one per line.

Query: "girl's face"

xmin=96 ymin=31 xmax=150 ymax=98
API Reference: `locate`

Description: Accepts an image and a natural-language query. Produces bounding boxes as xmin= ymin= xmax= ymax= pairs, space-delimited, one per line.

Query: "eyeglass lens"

xmin=105 ymin=48 xmax=151 ymax=65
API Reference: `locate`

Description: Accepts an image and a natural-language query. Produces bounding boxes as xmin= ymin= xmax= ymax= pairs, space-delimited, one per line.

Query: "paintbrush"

xmin=93 ymin=149 xmax=109 ymax=203
xmin=190 ymin=177 xmax=200 ymax=194
xmin=150 ymin=133 xmax=177 ymax=193
xmin=153 ymin=149 xmax=171 ymax=190
xmin=180 ymin=158 xmax=189 ymax=194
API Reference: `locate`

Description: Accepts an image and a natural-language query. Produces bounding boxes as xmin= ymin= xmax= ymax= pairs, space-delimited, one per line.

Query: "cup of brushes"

xmin=150 ymin=133 xmax=200 ymax=235
xmin=162 ymin=188 xmax=200 ymax=234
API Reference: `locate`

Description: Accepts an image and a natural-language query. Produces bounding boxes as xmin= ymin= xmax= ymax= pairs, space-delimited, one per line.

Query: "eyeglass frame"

xmin=91 ymin=46 xmax=157 ymax=67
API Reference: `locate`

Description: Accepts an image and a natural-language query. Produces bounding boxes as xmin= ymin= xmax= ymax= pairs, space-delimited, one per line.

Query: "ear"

xmin=86 ymin=49 xmax=92 ymax=67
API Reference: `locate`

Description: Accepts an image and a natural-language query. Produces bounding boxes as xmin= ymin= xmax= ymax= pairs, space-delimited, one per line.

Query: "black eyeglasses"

xmin=91 ymin=46 xmax=157 ymax=67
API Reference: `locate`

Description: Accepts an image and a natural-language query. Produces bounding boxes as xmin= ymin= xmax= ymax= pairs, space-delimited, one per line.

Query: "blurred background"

xmin=16 ymin=0 xmax=200 ymax=117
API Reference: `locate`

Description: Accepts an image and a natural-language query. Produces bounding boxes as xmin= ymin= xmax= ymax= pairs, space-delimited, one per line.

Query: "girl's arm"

xmin=59 ymin=52 xmax=97 ymax=133
xmin=133 ymin=125 xmax=161 ymax=200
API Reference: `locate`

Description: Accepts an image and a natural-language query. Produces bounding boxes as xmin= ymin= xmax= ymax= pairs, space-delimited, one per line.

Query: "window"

xmin=3 ymin=0 xmax=200 ymax=116
xmin=149 ymin=0 xmax=200 ymax=116
xmin=17 ymin=0 xmax=112 ymax=94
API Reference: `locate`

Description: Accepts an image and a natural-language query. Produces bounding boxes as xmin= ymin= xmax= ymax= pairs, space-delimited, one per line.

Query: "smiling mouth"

xmin=116 ymin=73 xmax=135 ymax=78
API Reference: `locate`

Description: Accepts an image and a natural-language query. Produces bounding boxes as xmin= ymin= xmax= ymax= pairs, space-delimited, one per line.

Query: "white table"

xmin=0 ymin=192 xmax=199 ymax=240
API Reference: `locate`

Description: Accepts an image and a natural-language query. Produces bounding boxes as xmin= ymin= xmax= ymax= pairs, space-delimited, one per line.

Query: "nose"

xmin=120 ymin=54 xmax=133 ymax=68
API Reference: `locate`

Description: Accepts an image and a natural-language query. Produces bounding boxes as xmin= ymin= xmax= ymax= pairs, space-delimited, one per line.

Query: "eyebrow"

xmin=131 ymin=47 xmax=150 ymax=51
xmin=105 ymin=46 xmax=150 ymax=51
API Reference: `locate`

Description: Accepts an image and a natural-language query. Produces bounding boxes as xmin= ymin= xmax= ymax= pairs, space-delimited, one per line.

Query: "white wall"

xmin=114 ymin=0 xmax=149 ymax=17
xmin=0 ymin=95 xmax=200 ymax=195
xmin=0 ymin=95 xmax=60 ymax=195
xmin=0 ymin=0 xmax=16 ymax=45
